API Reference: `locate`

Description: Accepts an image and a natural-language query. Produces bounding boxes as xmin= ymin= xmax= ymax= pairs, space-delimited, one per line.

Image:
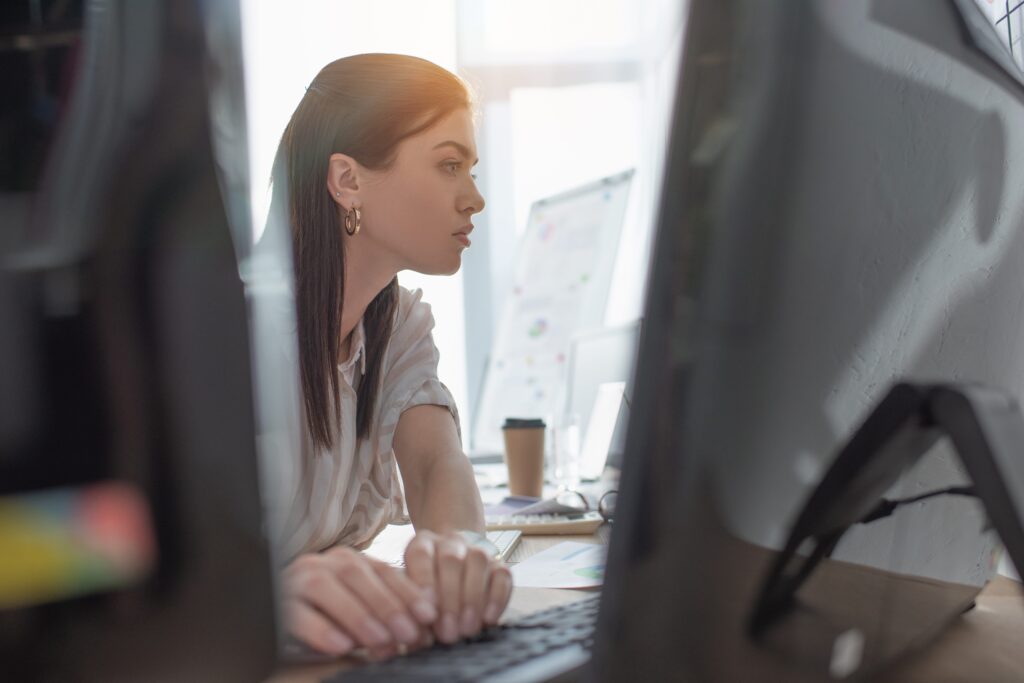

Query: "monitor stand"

xmin=750 ymin=381 xmax=1024 ymax=638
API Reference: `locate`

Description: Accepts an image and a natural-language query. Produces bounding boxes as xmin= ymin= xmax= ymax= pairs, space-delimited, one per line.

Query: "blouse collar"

xmin=338 ymin=319 xmax=367 ymax=377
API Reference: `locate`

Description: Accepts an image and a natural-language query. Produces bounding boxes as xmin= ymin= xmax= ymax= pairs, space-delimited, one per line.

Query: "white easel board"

xmin=471 ymin=169 xmax=634 ymax=454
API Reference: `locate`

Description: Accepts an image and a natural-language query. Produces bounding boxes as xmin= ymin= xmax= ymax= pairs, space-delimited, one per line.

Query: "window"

xmin=974 ymin=0 xmax=1024 ymax=69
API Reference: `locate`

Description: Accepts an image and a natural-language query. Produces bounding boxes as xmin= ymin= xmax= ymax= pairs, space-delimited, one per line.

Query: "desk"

xmin=878 ymin=575 xmax=1024 ymax=682
xmin=268 ymin=526 xmax=1024 ymax=683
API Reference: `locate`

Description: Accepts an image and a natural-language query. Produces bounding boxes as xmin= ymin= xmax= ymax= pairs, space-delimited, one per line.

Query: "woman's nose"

xmin=461 ymin=182 xmax=485 ymax=216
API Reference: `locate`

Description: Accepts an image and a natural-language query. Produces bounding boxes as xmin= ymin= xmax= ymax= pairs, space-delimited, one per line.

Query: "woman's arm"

xmin=393 ymin=403 xmax=484 ymax=533
xmin=393 ymin=404 xmax=511 ymax=643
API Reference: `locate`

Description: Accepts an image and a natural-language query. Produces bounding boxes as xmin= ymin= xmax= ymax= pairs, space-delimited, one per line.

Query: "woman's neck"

xmin=339 ymin=236 xmax=400 ymax=350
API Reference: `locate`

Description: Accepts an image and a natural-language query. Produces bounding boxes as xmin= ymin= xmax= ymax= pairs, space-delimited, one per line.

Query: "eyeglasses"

xmin=552 ymin=489 xmax=619 ymax=523
xmin=598 ymin=490 xmax=618 ymax=522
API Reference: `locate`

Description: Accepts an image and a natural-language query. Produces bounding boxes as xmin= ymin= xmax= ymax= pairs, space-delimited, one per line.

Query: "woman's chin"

xmin=411 ymin=256 xmax=462 ymax=277
xmin=437 ymin=250 xmax=464 ymax=275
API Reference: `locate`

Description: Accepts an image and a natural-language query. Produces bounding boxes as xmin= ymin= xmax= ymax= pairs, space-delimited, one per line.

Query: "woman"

xmin=264 ymin=53 xmax=510 ymax=659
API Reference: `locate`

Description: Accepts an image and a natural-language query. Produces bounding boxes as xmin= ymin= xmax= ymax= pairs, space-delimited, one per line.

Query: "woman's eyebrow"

xmin=432 ymin=140 xmax=479 ymax=165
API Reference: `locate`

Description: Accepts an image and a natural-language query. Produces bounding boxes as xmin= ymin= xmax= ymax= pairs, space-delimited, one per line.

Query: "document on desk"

xmin=510 ymin=541 xmax=606 ymax=589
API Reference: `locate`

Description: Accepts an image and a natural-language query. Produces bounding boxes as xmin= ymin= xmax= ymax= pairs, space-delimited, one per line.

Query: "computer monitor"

xmin=592 ymin=0 xmax=1024 ymax=680
xmin=0 ymin=1 xmax=277 ymax=679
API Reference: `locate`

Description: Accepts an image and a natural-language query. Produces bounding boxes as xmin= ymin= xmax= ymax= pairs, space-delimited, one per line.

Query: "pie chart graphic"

xmin=573 ymin=565 xmax=604 ymax=580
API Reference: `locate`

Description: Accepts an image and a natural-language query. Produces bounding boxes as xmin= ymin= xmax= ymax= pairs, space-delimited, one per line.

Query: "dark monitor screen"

xmin=0 ymin=1 xmax=277 ymax=679
xmin=0 ymin=0 xmax=85 ymax=474
xmin=593 ymin=0 xmax=1024 ymax=680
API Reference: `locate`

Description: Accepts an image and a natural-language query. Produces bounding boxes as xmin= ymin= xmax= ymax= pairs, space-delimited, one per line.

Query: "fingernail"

xmin=389 ymin=614 xmax=420 ymax=645
xmin=422 ymin=586 xmax=437 ymax=605
xmin=460 ymin=606 xmax=478 ymax=637
xmin=412 ymin=599 xmax=438 ymax=624
xmin=326 ymin=629 xmax=354 ymax=655
xmin=484 ymin=602 xmax=501 ymax=625
xmin=441 ymin=613 xmax=460 ymax=643
xmin=364 ymin=618 xmax=392 ymax=647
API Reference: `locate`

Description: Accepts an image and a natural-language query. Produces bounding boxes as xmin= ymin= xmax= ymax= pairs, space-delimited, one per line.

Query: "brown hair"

xmin=268 ymin=54 xmax=471 ymax=450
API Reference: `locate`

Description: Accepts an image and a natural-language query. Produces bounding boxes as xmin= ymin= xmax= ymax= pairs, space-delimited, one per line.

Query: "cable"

xmin=857 ymin=485 xmax=977 ymax=525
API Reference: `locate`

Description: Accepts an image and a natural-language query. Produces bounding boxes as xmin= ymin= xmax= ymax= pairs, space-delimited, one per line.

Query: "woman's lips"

xmin=454 ymin=225 xmax=473 ymax=247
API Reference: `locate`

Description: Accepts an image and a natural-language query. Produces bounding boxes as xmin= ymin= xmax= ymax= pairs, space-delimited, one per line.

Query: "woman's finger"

xmin=373 ymin=562 xmax=438 ymax=627
xmin=459 ymin=546 xmax=491 ymax=637
xmin=434 ymin=534 xmax=467 ymax=644
xmin=404 ymin=531 xmax=438 ymax=604
xmin=295 ymin=562 xmax=394 ymax=650
xmin=324 ymin=548 xmax=423 ymax=647
xmin=284 ymin=597 xmax=355 ymax=657
xmin=483 ymin=564 xmax=513 ymax=626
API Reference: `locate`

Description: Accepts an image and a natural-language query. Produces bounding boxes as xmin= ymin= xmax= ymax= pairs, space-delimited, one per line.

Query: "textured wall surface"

xmin=687 ymin=0 xmax=1024 ymax=583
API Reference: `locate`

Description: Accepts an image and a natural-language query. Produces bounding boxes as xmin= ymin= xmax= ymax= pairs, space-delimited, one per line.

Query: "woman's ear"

xmin=327 ymin=153 xmax=361 ymax=210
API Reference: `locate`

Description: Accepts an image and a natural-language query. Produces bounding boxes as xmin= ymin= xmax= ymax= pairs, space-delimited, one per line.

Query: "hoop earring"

xmin=344 ymin=206 xmax=361 ymax=236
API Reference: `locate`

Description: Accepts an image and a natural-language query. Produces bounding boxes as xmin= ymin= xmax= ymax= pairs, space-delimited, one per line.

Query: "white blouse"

xmin=259 ymin=286 xmax=460 ymax=560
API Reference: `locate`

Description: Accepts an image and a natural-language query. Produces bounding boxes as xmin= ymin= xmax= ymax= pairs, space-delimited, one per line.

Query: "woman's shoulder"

xmin=391 ymin=284 xmax=437 ymax=342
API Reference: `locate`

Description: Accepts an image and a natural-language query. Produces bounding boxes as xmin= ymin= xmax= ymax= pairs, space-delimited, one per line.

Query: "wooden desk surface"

xmin=269 ymin=527 xmax=1023 ymax=683
xmin=879 ymin=575 xmax=1024 ymax=683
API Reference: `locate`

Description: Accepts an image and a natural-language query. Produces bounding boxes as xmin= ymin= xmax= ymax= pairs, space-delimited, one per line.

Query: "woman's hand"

xmin=403 ymin=529 xmax=514 ymax=644
xmin=282 ymin=546 xmax=438 ymax=658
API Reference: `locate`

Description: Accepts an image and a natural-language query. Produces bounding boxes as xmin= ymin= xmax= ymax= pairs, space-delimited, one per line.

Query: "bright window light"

xmin=467 ymin=0 xmax=640 ymax=63
xmin=508 ymin=82 xmax=641 ymax=239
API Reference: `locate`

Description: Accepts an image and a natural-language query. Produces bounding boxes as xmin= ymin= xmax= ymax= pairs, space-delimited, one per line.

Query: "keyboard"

xmin=373 ymin=529 xmax=522 ymax=568
xmin=485 ymin=511 xmax=605 ymax=535
xmin=326 ymin=593 xmax=601 ymax=682
xmin=486 ymin=529 xmax=523 ymax=561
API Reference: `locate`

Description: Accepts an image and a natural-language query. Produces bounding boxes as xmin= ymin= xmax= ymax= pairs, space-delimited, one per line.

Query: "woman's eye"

xmin=442 ymin=161 xmax=461 ymax=174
